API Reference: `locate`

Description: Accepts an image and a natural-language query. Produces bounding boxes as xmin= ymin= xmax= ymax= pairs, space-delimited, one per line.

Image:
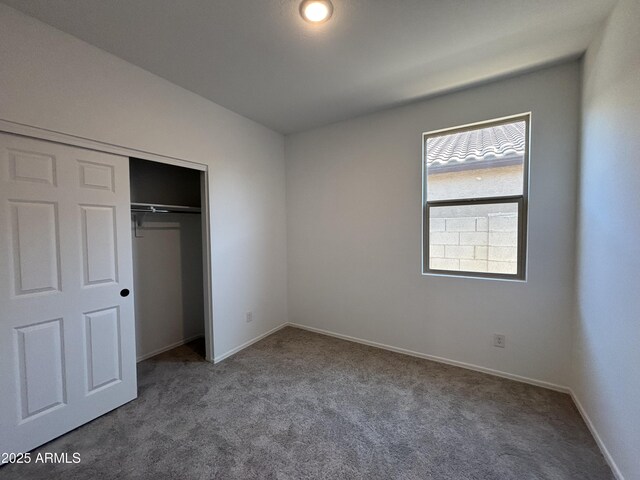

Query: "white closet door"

xmin=0 ymin=132 xmax=137 ymax=454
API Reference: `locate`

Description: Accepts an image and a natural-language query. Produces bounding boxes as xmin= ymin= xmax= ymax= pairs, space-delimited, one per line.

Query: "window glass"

xmin=426 ymin=120 xmax=526 ymax=201
xmin=428 ymin=203 xmax=519 ymax=275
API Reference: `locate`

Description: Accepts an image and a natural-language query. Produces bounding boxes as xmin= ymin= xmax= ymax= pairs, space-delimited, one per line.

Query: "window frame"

xmin=422 ymin=113 xmax=530 ymax=281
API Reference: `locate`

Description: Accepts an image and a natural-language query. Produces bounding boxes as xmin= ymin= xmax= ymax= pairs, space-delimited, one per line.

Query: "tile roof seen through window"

xmin=426 ymin=121 xmax=525 ymax=172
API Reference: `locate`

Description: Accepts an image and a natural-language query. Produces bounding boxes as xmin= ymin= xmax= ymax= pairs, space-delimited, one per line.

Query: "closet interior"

xmin=129 ymin=158 xmax=206 ymax=361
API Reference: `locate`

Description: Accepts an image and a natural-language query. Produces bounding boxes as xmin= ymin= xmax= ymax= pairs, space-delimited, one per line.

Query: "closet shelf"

xmin=131 ymin=202 xmax=201 ymax=214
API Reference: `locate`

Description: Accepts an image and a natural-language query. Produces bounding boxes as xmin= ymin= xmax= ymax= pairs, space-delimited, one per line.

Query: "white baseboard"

xmin=136 ymin=334 xmax=204 ymax=362
xmin=569 ymin=389 xmax=624 ymax=480
xmin=287 ymin=323 xmax=570 ymax=393
xmin=213 ymin=323 xmax=289 ymax=363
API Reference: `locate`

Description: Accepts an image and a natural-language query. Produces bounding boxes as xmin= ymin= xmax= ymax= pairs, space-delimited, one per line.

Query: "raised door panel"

xmin=78 ymin=160 xmax=115 ymax=192
xmin=80 ymin=205 xmax=118 ymax=286
xmin=9 ymin=201 xmax=61 ymax=296
xmin=8 ymin=149 xmax=57 ymax=186
xmin=15 ymin=318 xmax=67 ymax=421
xmin=84 ymin=307 xmax=121 ymax=394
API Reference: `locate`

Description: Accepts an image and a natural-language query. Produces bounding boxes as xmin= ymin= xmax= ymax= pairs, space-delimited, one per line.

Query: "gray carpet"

xmin=2 ymin=327 xmax=612 ymax=479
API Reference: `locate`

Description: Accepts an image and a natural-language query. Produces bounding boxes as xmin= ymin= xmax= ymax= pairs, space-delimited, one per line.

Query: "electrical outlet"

xmin=493 ymin=334 xmax=505 ymax=348
xmin=245 ymin=312 xmax=253 ymax=323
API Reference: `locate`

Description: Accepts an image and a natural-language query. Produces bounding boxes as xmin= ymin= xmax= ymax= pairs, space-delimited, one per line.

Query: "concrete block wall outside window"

xmin=429 ymin=213 xmax=518 ymax=274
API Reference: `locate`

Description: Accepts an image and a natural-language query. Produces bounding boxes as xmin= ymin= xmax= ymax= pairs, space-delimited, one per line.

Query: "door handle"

xmin=120 ymin=289 xmax=130 ymax=297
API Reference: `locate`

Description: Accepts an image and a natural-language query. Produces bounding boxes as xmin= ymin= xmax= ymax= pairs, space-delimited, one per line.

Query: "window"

xmin=422 ymin=114 xmax=529 ymax=280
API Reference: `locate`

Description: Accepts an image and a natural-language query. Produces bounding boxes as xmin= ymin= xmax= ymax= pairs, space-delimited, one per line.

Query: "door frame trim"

xmin=0 ymin=119 xmax=207 ymax=171
xmin=0 ymin=118 xmax=216 ymax=362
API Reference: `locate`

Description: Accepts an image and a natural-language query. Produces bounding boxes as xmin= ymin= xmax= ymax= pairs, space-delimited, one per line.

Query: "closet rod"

xmin=131 ymin=202 xmax=201 ymax=214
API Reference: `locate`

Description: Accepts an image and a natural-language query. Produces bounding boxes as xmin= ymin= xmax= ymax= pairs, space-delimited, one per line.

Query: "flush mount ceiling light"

xmin=299 ymin=0 xmax=334 ymax=24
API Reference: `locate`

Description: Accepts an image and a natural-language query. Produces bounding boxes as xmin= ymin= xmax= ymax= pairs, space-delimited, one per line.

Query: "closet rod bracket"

xmin=133 ymin=212 xmax=145 ymax=237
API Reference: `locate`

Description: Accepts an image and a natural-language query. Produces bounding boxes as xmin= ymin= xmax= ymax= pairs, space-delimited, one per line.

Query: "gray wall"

xmin=286 ymin=62 xmax=580 ymax=388
xmin=574 ymin=0 xmax=640 ymax=477
xmin=0 ymin=4 xmax=288 ymax=360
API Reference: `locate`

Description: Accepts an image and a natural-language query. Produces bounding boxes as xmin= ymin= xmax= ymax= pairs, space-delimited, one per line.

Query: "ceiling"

xmin=2 ymin=0 xmax=616 ymax=134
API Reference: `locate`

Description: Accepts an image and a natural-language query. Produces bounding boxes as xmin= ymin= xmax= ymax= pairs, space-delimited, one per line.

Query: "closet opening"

xmin=129 ymin=158 xmax=212 ymax=363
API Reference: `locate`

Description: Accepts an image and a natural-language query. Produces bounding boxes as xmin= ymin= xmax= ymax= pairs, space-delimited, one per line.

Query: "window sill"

xmin=421 ymin=271 xmax=527 ymax=283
